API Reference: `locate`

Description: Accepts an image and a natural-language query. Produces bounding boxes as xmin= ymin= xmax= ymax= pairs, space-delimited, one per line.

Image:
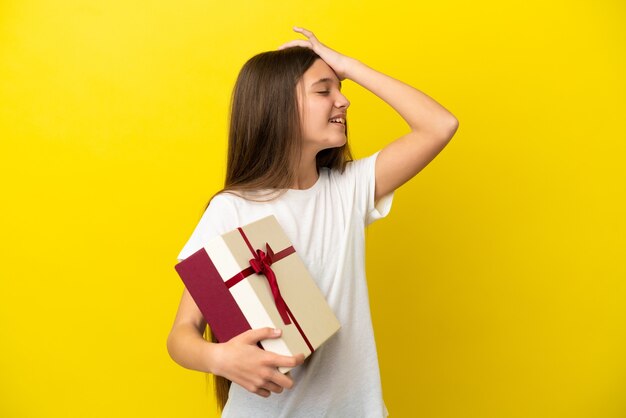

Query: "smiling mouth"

xmin=329 ymin=117 xmax=346 ymax=125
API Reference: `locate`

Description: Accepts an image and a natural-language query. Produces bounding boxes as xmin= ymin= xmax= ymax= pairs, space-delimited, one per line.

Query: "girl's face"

xmin=297 ymin=59 xmax=350 ymax=154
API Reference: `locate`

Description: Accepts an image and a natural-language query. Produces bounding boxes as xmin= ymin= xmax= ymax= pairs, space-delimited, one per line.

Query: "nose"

xmin=334 ymin=91 xmax=350 ymax=110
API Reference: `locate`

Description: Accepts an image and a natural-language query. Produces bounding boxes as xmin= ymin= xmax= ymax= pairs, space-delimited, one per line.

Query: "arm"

xmin=280 ymin=27 xmax=459 ymax=201
xmin=167 ymin=288 xmax=304 ymax=397
xmin=166 ymin=288 xmax=217 ymax=373
xmin=345 ymin=59 xmax=459 ymax=201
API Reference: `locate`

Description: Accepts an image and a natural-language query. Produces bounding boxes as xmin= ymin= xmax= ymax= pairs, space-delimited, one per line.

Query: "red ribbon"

xmin=223 ymin=227 xmax=314 ymax=353
xmin=248 ymin=245 xmax=291 ymax=325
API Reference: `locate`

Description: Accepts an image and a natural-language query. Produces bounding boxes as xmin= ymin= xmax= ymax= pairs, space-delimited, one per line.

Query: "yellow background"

xmin=1 ymin=0 xmax=625 ymax=417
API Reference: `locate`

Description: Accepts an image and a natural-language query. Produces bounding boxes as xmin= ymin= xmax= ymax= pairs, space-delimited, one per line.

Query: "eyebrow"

xmin=311 ymin=78 xmax=342 ymax=89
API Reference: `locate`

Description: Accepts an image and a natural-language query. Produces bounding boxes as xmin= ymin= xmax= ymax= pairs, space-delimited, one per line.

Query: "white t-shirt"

xmin=177 ymin=151 xmax=394 ymax=418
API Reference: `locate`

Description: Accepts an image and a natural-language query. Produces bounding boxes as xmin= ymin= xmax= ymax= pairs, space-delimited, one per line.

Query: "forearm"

xmin=345 ymin=58 xmax=458 ymax=134
xmin=167 ymin=323 xmax=217 ymax=374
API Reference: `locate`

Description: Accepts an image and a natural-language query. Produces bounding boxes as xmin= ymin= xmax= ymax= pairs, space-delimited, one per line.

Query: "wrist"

xmin=343 ymin=57 xmax=362 ymax=81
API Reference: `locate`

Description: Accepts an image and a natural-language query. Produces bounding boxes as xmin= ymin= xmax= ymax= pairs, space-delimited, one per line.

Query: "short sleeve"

xmin=176 ymin=194 xmax=239 ymax=262
xmin=342 ymin=150 xmax=394 ymax=226
xmin=365 ymin=151 xmax=394 ymax=225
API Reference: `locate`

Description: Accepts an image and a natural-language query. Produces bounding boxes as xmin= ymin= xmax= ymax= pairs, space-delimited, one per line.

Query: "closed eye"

xmin=317 ymin=91 xmax=330 ymax=95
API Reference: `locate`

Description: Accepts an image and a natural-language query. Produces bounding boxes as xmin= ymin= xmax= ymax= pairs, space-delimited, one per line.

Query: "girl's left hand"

xmin=278 ymin=26 xmax=353 ymax=80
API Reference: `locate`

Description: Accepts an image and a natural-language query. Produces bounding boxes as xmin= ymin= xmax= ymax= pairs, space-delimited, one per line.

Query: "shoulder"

xmin=195 ymin=192 xmax=244 ymax=234
xmin=329 ymin=151 xmax=380 ymax=182
xmin=176 ymin=193 xmax=242 ymax=261
xmin=207 ymin=191 xmax=249 ymax=211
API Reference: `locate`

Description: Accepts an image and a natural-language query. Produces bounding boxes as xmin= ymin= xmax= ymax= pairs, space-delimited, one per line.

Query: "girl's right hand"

xmin=278 ymin=27 xmax=353 ymax=81
xmin=211 ymin=327 xmax=306 ymax=398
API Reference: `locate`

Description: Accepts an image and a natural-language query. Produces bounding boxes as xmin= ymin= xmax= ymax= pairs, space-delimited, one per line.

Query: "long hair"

xmin=209 ymin=46 xmax=352 ymax=206
xmin=205 ymin=46 xmax=352 ymax=412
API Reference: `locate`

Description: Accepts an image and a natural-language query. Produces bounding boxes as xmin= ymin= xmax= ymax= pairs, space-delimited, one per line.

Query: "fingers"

xmin=292 ymin=26 xmax=317 ymax=41
xmin=253 ymin=352 xmax=304 ymax=393
xmin=267 ymin=368 xmax=295 ymax=389
xmin=249 ymin=367 xmax=294 ymax=398
xmin=258 ymin=352 xmax=304 ymax=391
xmin=226 ymin=328 xmax=307 ymax=399
xmin=255 ymin=388 xmax=271 ymax=398
xmin=238 ymin=327 xmax=282 ymax=344
xmin=278 ymin=26 xmax=322 ymax=51
xmin=269 ymin=352 xmax=305 ymax=369
xmin=278 ymin=40 xmax=312 ymax=50
xmin=262 ymin=380 xmax=285 ymax=394
xmin=255 ymin=379 xmax=288 ymax=397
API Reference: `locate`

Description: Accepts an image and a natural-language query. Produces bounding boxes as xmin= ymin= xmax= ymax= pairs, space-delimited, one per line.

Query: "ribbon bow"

xmin=249 ymin=244 xmax=291 ymax=325
xmin=227 ymin=226 xmax=313 ymax=353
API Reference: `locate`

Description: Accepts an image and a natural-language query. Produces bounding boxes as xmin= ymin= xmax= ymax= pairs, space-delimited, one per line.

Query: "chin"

xmin=328 ymin=136 xmax=347 ymax=148
xmin=307 ymin=134 xmax=347 ymax=152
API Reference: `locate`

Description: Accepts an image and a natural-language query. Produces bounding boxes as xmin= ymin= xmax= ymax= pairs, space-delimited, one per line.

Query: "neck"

xmin=291 ymin=149 xmax=318 ymax=190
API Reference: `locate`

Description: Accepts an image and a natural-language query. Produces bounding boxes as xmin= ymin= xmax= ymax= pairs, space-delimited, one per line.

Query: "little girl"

xmin=168 ymin=27 xmax=458 ymax=417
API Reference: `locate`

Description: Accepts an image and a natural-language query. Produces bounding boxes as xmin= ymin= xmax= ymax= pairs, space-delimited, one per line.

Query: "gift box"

xmin=175 ymin=214 xmax=341 ymax=373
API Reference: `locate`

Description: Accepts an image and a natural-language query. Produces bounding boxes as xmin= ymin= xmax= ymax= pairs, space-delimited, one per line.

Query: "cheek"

xmin=312 ymin=103 xmax=330 ymax=125
xmin=302 ymin=99 xmax=332 ymax=133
